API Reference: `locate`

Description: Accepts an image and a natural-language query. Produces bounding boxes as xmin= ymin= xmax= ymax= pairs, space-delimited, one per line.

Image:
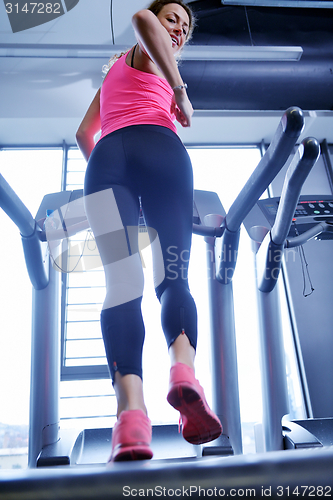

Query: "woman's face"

xmin=157 ymin=3 xmax=190 ymax=55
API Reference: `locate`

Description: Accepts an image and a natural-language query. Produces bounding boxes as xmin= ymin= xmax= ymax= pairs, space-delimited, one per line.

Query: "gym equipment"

xmin=244 ymin=138 xmax=333 ymax=452
xmin=0 ymin=107 xmax=305 ymax=466
xmin=194 ymin=106 xmax=306 ymax=457
xmin=2 ymin=106 xmax=332 ymax=493
xmin=0 ymin=446 xmax=332 ymax=500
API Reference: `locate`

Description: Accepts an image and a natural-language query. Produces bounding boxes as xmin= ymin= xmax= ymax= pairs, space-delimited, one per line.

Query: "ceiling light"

xmin=181 ymin=45 xmax=303 ymax=61
xmin=221 ymin=0 xmax=333 ymax=7
xmin=0 ymin=43 xmax=303 ymax=62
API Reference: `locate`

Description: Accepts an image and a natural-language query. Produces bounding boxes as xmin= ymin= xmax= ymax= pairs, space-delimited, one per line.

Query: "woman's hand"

xmin=171 ymin=89 xmax=193 ymax=127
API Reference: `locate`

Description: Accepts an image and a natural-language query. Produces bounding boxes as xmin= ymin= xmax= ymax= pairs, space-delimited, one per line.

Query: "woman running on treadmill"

xmin=76 ymin=0 xmax=222 ymax=462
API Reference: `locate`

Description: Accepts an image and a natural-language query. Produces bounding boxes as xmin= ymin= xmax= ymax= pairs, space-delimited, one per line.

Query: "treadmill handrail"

xmin=286 ymin=221 xmax=333 ymax=248
xmin=0 ymin=172 xmax=36 ymax=237
xmin=192 ymin=223 xmax=224 ymax=238
xmin=271 ymin=137 xmax=320 ymax=246
xmin=0 ymin=172 xmax=48 ymax=289
xmin=255 ymin=137 xmax=320 ymax=293
xmin=226 ymin=107 xmax=304 ymax=233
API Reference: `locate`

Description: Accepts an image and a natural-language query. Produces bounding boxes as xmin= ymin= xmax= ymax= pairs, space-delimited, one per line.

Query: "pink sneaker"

xmin=167 ymin=362 xmax=222 ymax=445
xmin=109 ymin=409 xmax=153 ymax=462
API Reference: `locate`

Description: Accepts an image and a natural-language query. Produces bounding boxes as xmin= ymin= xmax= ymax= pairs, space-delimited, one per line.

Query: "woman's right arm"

xmin=76 ymin=88 xmax=101 ymax=162
xmin=132 ymin=9 xmax=193 ymax=127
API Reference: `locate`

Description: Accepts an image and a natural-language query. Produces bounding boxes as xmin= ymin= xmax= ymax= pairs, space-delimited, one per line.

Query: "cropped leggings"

xmin=84 ymin=125 xmax=197 ymax=382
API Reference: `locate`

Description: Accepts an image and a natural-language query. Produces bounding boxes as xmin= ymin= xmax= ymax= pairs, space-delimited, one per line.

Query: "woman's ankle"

xmin=114 ymin=373 xmax=147 ymax=418
xmin=169 ymin=334 xmax=195 ymax=371
xmin=117 ymin=405 xmax=148 ymax=418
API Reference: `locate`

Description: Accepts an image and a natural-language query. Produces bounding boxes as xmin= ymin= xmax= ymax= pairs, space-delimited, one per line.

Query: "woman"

xmin=76 ymin=0 xmax=222 ymax=462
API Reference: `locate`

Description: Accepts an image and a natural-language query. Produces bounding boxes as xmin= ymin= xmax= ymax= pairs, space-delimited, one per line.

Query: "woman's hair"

xmin=147 ymin=0 xmax=196 ymax=41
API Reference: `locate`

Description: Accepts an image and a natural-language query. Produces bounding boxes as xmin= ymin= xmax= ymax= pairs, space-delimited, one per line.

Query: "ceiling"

xmin=0 ymin=0 xmax=333 ymax=146
xmin=186 ymin=0 xmax=333 ymax=110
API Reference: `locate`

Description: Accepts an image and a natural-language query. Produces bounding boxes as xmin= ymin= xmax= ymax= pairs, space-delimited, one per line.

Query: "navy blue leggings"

xmin=84 ymin=125 xmax=197 ymax=382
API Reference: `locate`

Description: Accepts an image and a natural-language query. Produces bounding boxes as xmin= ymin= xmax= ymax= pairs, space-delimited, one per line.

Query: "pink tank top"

xmin=99 ymin=52 xmax=177 ymax=138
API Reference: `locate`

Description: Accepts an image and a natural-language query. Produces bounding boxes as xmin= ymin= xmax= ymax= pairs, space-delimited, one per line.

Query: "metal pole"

xmin=28 ymin=257 xmax=61 ymax=467
xmin=256 ymin=286 xmax=289 ymax=451
xmin=205 ymin=229 xmax=243 ymax=455
xmin=250 ymin=225 xmax=289 ymax=452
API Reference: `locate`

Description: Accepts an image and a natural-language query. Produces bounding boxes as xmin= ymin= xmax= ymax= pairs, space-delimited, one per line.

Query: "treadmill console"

xmin=257 ymin=195 xmax=333 ymax=239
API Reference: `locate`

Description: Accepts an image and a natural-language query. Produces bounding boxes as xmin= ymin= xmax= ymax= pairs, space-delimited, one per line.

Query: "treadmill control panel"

xmin=257 ymin=195 xmax=333 ymax=239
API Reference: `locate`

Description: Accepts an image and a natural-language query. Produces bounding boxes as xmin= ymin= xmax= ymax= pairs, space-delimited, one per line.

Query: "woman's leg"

xmin=126 ymin=126 xmax=198 ymax=363
xmin=125 ymin=125 xmax=222 ymax=444
xmin=84 ymin=134 xmax=147 ymax=417
xmin=104 ymin=125 xmax=197 ymax=369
